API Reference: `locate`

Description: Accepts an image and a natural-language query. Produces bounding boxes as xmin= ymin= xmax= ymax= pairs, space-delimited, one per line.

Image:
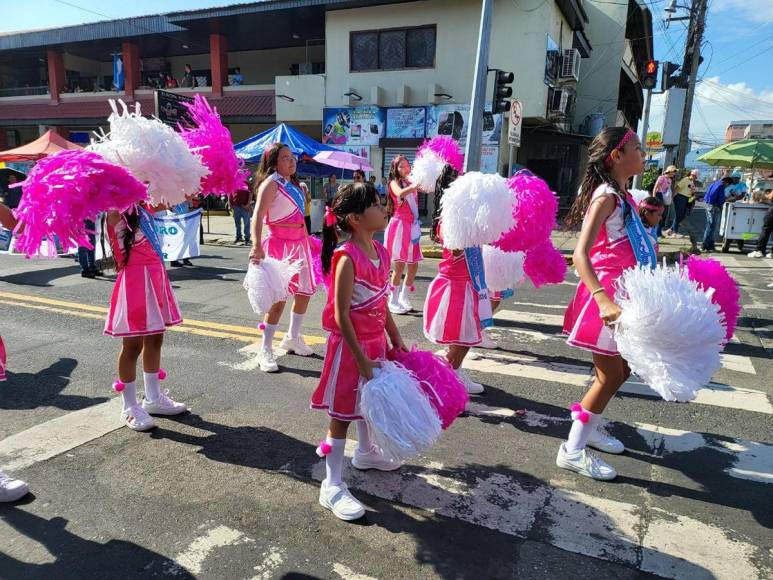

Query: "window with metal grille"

xmin=350 ymin=26 xmax=436 ymax=72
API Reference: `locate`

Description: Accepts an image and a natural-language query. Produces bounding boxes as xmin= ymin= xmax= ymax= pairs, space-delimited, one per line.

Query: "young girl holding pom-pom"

xmin=384 ymin=155 xmax=421 ymax=314
xmin=311 ymin=182 xmax=408 ymax=521
xmin=560 ymin=127 xmax=652 ymax=481
xmin=423 ymin=165 xmax=486 ymax=395
xmin=105 ymin=205 xmax=188 ymax=431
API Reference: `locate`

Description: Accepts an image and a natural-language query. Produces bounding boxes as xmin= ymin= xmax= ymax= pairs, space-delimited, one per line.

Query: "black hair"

xmin=253 ymin=142 xmax=299 ymax=192
xmin=321 ymin=182 xmax=381 ymax=274
xmin=565 ymin=126 xmax=632 ymax=229
xmin=431 ymin=164 xmax=459 ymax=243
xmin=638 ymin=195 xmax=664 ymax=222
xmin=120 ymin=209 xmax=141 ymax=268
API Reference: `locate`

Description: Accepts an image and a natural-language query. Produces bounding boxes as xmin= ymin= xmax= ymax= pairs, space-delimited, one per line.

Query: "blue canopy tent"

xmin=234 ymin=123 xmax=353 ymax=178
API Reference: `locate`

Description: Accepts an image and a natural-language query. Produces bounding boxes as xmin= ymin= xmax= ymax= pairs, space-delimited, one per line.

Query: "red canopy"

xmin=0 ymin=130 xmax=82 ymax=162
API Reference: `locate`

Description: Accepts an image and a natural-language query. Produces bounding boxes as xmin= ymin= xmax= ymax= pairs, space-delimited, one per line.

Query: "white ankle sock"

xmin=261 ymin=323 xmax=277 ymax=350
xmin=390 ymin=286 xmax=399 ymax=303
xmin=143 ymin=371 xmax=161 ymax=402
xmin=288 ymin=312 xmax=304 ymax=339
xmin=399 ymin=284 xmax=410 ymax=301
xmin=121 ymin=381 xmax=138 ymax=411
xmin=565 ymin=406 xmax=599 ymax=453
xmin=325 ymin=437 xmax=347 ymax=486
xmin=356 ymin=421 xmax=373 ymax=453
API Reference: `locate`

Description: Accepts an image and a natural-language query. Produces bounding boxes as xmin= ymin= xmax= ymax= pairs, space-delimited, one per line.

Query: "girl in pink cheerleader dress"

xmin=105 ymin=206 xmax=187 ymax=432
xmin=384 ymin=155 xmax=422 ymax=314
xmin=311 ymin=181 xmax=408 ymax=522
xmin=249 ymin=143 xmax=317 ymax=373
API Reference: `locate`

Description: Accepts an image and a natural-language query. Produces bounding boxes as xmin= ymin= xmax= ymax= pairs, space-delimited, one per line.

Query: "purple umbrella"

xmin=313 ymin=150 xmax=374 ymax=172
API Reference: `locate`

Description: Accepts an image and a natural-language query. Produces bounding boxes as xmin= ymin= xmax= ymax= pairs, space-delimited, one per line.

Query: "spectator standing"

xmin=231 ymin=68 xmax=244 ymax=86
xmin=653 ymin=165 xmax=676 ymax=238
xmin=353 ymin=169 xmax=365 ymax=183
xmin=77 ymin=218 xmax=103 ymax=278
xmin=0 ymin=174 xmax=22 ymax=209
xmin=701 ymin=176 xmax=733 ymax=253
xmin=747 ymin=189 xmax=773 ymax=259
xmin=231 ymin=187 xmax=253 ymax=245
xmin=180 ymin=64 xmax=197 ymax=88
xmin=323 ymin=173 xmax=338 ymax=205
xmin=727 ymin=172 xmax=748 ymax=201
xmin=165 ymin=74 xmax=178 ymax=89
xmin=667 ymin=169 xmax=698 ymax=237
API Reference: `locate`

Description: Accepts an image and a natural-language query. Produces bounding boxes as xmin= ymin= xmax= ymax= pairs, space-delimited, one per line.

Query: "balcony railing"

xmin=0 ymin=85 xmax=49 ymax=98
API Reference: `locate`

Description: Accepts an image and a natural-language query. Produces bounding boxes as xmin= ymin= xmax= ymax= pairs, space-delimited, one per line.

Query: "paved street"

xmin=1 ymin=237 xmax=771 ymax=579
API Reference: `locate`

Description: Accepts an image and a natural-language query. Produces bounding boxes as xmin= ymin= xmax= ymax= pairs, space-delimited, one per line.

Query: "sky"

xmin=1 ymin=0 xmax=771 ymax=146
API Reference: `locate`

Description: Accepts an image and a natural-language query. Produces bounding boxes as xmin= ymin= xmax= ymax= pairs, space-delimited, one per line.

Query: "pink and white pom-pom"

xmin=179 ymin=94 xmax=249 ymax=197
xmin=523 ymin=240 xmax=567 ymax=288
xmin=409 ymin=136 xmax=464 ymax=193
xmin=482 ymin=245 xmax=525 ymax=292
xmin=12 ymin=149 xmax=148 ymax=257
xmin=112 ymin=380 xmax=125 ymax=393
xmin=493 ymin=172 xmax=559 ymax=253
xmin=89 ymin=100 xmax=209 ymax=207
xmin=316 ymin=440 xmax=333 ymax=457
xmin=570 ymin=402 xmax=590 ymax=424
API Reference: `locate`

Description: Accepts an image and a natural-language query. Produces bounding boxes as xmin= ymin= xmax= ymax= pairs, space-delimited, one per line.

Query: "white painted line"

xmin=719 ymin=353 xmax=756 ymax=375
xmin=509 ymin=301 xmax=567 ymax=311
xmin=462 ymin=351 xmax=592 ymax=387
xmin=486 ymin=326 xmax=562 ymax=343
xmin=250 ymin=546 xmax=286 ymax=580
xmin=0 ymin=398 xmax=123 ymax=472
xmin=332 ymin=563 xmax=378 ymax=580
xmin=495 ymin=309 xmax=565 ymax=328
xmin=170 ymin=525 xmax=254 ymax=576
xmin=311 ymin=444 xmax=761 ymax=579
xmin=620 ymin=379 xmax=773 ymax=414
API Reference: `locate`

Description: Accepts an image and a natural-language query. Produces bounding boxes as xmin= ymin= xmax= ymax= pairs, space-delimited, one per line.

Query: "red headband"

xmin=639 ymin=202 xmax=662 ymax=212
xmin=606 ymin=130 xmax=636 ymax=164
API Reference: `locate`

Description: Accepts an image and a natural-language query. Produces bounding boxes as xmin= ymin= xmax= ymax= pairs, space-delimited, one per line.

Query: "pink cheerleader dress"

xmin=384 ymin=181 xmax=423 ymax=264
xmin=563 ymin=185 xmax=638 ymax=356
xmin=262 ymin=173 xmax=316 ymax=297
xmin=311 ymin=240 xmax=391 ymax=420
xmin=423 ymin=247 xmax=482 ymax=346
xmin=104 ymin=217 xmax=182 ymax=337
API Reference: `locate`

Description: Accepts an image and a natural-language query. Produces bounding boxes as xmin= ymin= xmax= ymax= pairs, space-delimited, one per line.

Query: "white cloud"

xmin=648 ymin=76 xmax=773 ymax=145
xmin=711 ymin=0 xmax=773 ymax=24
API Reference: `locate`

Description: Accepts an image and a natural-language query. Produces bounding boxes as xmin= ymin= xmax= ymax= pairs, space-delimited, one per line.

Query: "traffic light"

xmin=642 ymin=60 xmax=658 ymax=90
xmin=661 ymin=61 xmax=681 ymax=91
xmin=492 ymin=69 xmax=514 ymax=114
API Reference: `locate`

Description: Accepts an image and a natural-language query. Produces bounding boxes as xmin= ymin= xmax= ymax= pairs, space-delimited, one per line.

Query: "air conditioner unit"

xmin=550 ymin=88 xmax=575 ymax=116
xmin=560 ymin=48 xmax=581 ymax=81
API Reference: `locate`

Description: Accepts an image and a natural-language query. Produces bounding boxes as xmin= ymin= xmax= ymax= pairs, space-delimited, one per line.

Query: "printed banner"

xmin=322 ymin=106 xmax=385 ymax=146
xmin=463 ymin=247 xmax=494 ymax=329
xmin=0 ymin=227 xmax=71 ymax=256
xmin=386 ymin=107 xmax=427 ymax=138
xmin=426 ymin=104 xmax=502 ymax=148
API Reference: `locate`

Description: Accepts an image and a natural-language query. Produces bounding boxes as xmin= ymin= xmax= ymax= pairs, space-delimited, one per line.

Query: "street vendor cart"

xmin=718 ymin=201 xmax=772 ymax=253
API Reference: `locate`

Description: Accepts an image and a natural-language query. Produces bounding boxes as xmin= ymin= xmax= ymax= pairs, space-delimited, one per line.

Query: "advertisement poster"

xmin=426 ymin=104 xmax=502 ymax=147
xmin=481 ymin=145 xmax=500 ymax=174
xmin=385 ymin=107 xmax=427 ymax=139
xmin=322 ymin=106 xmax=384 ymax=146
xmin=155 ymin=89 xmax=194 ymax=127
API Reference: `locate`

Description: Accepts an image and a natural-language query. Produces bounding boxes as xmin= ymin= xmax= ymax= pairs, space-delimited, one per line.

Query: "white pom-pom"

xmin=409 ymin=150 xmax=446 ymax=193
xmin=614 ymin=265 xmax=725 ymax=402
xmin=482 ymin=245 xmax=525 ymax=292
xmin=243 ymin=257 xmax=302 ymax=317
xmin=89 ymin=100 xmax=209 ymax=207
xmin=439 ymin=172 xmax=515 ymax=249
xmin=360 ymin=361 xmax=442 ymax=462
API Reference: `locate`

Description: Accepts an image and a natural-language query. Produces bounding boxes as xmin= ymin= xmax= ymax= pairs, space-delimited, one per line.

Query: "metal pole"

xmin=676 ymin=0 xmax=707 ymax=168
xmin=633 ymin=87 xmax=653 ymax=189
xmin=464 ymin=0 xmax=494 ymax=173
xmin=508 ymin=144 xmax=516 ymax=177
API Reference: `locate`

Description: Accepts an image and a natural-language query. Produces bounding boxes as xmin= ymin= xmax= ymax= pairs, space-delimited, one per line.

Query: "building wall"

xmin=325 ymin=0 xmax=568 ymax=119
xmin=573 ymin=0 xmax=629 ymax=130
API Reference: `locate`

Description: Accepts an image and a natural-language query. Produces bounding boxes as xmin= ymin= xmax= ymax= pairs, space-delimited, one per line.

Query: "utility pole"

xmin=633 ymin=87 xmax=653 ymax=189
xmin=676 ymin=0 xmax=707 ymax=168
xmin=464 ymin=0 xmax=493 ymax=173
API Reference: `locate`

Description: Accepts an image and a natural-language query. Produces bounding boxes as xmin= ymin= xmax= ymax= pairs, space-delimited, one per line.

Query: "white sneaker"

xmin=455 ymin=368 xmax=484 ymax=394
xmin=398 ymin=291 xmax=414 ymax=312
xmin=278 ymin=334 xmax=314 ymax=357
xmin=0 ymin=469 xmax=29 ymax=502
xmin=257 ymin=346 xmax=279 ymax=373
xmin=388 ymin=298 xmax=409 ymax=315
xmin=352 ymin=446 xmax=401 ymax=471
xmin=556 ymin=443 xmax=617 ymax=481
xmin=120 ymin=404 xmax=156 ymax=431
xmin=586 ymin=422 xmax=625 ymax=455
xmin=142 ymin=390 xmax=188 ymax=416
xmin=319 ymin=479 xmax=366 ymax=521
xmin=477 ymin=331 xmax=499 ymax=350
xmin=747 ymin=251 xmax=764 ymax=258
xmin=766 ymin=252 xmax=773 ymax=259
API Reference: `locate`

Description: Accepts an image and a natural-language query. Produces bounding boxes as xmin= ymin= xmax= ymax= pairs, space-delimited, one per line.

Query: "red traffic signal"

xmin=642 ymin=60 xmax=658 ymax=90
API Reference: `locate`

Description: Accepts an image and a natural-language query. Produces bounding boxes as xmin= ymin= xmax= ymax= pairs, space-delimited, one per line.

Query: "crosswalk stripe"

xmin=463 ymin=350 xmax=592 ymax=386
xmin=509 ymin=301 xmax=567 ymax=311
xmin=311 ymin=440 xmax=760 ymax=579
xmin=495 ymin=309 xmax=565 ymax=327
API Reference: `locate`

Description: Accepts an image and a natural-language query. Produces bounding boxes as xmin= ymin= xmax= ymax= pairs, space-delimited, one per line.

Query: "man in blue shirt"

xmin=701 ymin=176 xmax=733 ymax=252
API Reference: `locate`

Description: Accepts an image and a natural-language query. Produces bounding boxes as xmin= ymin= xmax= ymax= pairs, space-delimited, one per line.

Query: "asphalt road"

xmin=0 ymin=241 xmax=771 ymax=580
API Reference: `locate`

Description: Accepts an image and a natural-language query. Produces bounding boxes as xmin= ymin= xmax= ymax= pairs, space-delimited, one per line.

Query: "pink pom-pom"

xmin=387 ymin=347 xmax=468 ymax=429
xmin=417 ymin=136 xmax=464 ymax=172
xmin=258 ymin=322 xmax=267 ymax=331
xmin=12 ymin=149 xmax=148 ymax=257
xmin=316 ymin=441 xmax=332 ymax=457
xmin=493 ymin=173 xmax=558 ymax=253
xmin=158 ymin=368 xmax=167 ymax=381
xmin=408 ymin=285 xmax=416 ymax=292
xmin=112 ymin=380 xmax=125 ymax=393
xmin=686 ymin=256 xmax=740 ymax=342
xmin=577 ymin=411 xmax=590 ymax=424
xmin=179 ymin=94 xmax=249 ymax=197
xmin=524 ymin=240 xmax=567 ymax=288
xmin=570 ymin=402 xmax=583 ymax=413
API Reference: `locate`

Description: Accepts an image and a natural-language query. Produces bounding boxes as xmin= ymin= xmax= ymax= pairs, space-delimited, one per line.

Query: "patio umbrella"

xmin=313 ymin=150 xmax=374 ymax=172
xmin=696 ymin=139 xmax=773 ymax=170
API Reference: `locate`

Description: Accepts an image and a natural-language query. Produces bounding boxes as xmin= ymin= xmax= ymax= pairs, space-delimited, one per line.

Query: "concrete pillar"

xmin=121 ymin=40 xmax=141 ymax=99
xmin=46 ymin=50 xmax=65 ymax=103
xmin=210 ymin=33 xmax=228 ymax=98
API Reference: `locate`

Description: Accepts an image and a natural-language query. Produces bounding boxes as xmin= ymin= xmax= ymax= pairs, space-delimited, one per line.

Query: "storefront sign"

xmin=385 ymin=107 xmax=427 ymax=139
xmin=322 ymin=106 xmax=385 ymax=146
xmin=426 ymin=104 xmax=502 ymax=147
xmin=155 ymin=90 xmax=194 ymax=127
